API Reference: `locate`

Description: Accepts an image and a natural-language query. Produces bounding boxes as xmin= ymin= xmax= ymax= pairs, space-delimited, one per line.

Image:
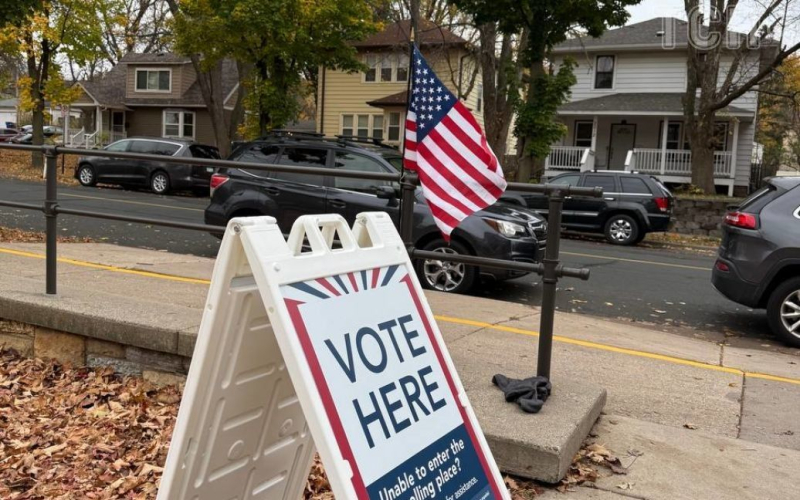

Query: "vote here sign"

xmin=281 ymin=264 xmax=506 ymax=500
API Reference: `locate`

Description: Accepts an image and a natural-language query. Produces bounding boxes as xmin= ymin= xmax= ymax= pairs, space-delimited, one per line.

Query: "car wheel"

xmin=77 ymin=164 xmax=96 ymax=187
xmin=604 ymin=214 xmax=640 ymax=245
xmin=415 ymin=239 xmax=476 ymax=294
xmin=767 ymin=277 xmax=800 ymax=348
xmin=150 ymin=171 xmax=170 ymax=195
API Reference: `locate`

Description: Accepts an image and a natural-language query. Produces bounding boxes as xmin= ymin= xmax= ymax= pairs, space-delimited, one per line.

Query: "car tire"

xmin=77 ymin=164 xmax=97 ymax=187
xmin=150 ymin=171 xmax=171 ymax=195
xmin=415 ymin=239 xmax=476 ymax=294
xmin=604 ymin=214 xmax=640 ymax=246
xmin=766 ymin=277 xmax=800 ymax=348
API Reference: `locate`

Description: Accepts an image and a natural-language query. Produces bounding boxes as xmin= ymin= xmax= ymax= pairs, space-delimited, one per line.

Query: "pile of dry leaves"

xmin=0 ymin=226 xmax=92 ymax=243
xmin=0 ymin=150 xmax=78 ymax=186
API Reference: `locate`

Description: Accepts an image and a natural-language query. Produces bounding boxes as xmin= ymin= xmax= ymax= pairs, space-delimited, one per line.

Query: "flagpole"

xmin=398 ymin=0 xmax=420 ymax=247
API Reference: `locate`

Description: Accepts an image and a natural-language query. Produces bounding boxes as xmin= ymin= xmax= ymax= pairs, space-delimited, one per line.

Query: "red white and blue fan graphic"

xmin=280 ymin=265 xmax=505 ymax=500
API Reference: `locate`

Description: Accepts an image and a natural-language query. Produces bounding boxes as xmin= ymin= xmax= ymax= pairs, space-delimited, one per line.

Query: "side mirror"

xmin=375 ymin=185 xmax=397 ymax=200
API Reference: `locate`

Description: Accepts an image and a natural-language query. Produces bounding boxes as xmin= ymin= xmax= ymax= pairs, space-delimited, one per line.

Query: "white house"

xmin=546 ymin=18 xmax=762 ymax=196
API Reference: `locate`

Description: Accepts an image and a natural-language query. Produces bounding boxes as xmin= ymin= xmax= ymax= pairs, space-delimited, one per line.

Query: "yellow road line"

xmin=0 ymin=247 xmax=211 ymax=285
xmin=561 ymin=250 xmax=711 ymax=271
xmin=60 ymin=192 xmax=205 ymax=212
xmin=3 ymin=245 xmax=799 ymax=386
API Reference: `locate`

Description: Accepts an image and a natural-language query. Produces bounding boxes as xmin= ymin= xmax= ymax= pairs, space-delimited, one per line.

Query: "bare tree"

xmin=684 ymin=0 xmax=800 ymax=193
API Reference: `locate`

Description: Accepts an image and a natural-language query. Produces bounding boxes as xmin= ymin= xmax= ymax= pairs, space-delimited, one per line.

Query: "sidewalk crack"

xmin=588 ymin=484 xmax=650 ymax=499
xmin=736 ymin=372 xmax=747 ymax=439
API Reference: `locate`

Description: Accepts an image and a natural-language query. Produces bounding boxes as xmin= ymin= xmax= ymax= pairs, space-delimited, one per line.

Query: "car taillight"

xmin=715 ymin=260 xmax=730 ymax=272
xmin=210 ymin=174 xmax=229 ymax=196
xmin=724 ymin=211 xmax=758 ymax=229
xmin=654 ymin=197 xmax=669 ymax=213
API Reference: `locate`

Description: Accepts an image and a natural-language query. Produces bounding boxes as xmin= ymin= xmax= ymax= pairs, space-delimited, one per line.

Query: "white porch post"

xmin=587 ymin=115 xmax=598 ymax=171
xmin=730 ymin=119 xmax=739 ymax=180
xmin=95 ymin=106 xmax=102 ymax=146
xmin=660 ymin=116 xmax=668 ymax=175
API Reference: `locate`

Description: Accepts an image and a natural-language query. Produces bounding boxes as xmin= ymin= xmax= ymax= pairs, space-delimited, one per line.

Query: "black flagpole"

xmin=398 ymin=0 xmax=420 ymax=247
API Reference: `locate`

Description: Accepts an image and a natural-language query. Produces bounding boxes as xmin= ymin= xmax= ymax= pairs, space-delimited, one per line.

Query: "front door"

xmin=608 ymin=123 xmax=636 ymax=170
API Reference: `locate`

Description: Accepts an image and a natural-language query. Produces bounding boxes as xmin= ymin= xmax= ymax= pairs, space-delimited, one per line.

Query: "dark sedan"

xmin=74 ymin=137 xmax=220 ymax=195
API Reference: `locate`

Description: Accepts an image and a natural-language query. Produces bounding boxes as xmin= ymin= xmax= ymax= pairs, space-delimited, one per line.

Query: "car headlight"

xmin=483 ymin=218 xmax=528 ymax=238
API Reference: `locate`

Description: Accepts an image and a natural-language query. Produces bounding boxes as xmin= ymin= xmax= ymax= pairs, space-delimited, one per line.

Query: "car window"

xmin=275 ymin=147 xmax=328 ymax=186
xmin=584 ymin=175 xmax=617 ymax=193
xmin=739 ymin=184 xmax=781 ymax=214
xmin=232 ymin=144 xmax=280 ymax=178
xmin=620 ymin=176 xmax=651 ymax=194
xmin=550 ymin=174 xmax=581 ymax=186
xmin=333 ymin=151 xmax=391 ymax=193
xmin=188 ymin=144 xmax=220 ymax=159
xmin=105 ymin=140 xmax=130 ymax=152
xmin=129 ymin=140 xmax=180 ymax=156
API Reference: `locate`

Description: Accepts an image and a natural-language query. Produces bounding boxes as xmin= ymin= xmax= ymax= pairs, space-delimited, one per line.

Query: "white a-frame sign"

xmin=158 ymin=212 xmax=510 ymax=500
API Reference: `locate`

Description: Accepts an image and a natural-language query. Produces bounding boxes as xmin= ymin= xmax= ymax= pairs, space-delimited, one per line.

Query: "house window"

xmin=476 ymin=83 xmax=483 ymax=112
xmin=658 ymin=122 xmax=682 ymax=150
xmin=136 ymin=69 xmax=171 ymax=92
xmin=363 ymin=53 xmax=409 ymax=83
xmin=594 ymin=56 xmax=615 ymax=89
xmin=372 ymin=115 xmax=384 ymax=140
xmin=163 ymin=110 xmax=195 ymax=139
xmin=387 ymin=112 xmax=401 ymax=142
xmin=574 ymin=121 xmax=593 ymax=148
xmin=341 ymin=114 xmax=384 ymax=139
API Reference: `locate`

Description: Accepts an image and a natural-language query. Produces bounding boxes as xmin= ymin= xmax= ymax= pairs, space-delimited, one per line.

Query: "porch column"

xmin=586 ymin=115 xmax=598 ymax=171
xmin=660 ymin=116 xmax=668 ymax=175
xmin=95 ymin=106 xmax=102 ymax=142
xmin=730 ymin=119 xmax=739 ymax=181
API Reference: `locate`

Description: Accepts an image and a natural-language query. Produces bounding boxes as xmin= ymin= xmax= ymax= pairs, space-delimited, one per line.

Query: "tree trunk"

xmin=689 ymin=117 xmax=716 ymax=193
xmin=515 ymin=57 xmax=545 ymax=182
xmin=478 ymin=24 xmax=517 ymax=162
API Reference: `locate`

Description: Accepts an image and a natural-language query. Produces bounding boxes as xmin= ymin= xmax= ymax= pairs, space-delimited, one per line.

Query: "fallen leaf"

xmin=684 ymin=423 xmax=698 ymax=430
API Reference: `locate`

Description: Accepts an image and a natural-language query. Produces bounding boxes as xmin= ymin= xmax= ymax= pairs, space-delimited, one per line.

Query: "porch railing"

xmin=545 ymin=146 xmax=590 ymax=171
xmin=68 ymin=128 xmax=86 ymax=148
xmin=626 ymin=148 xmax=734 ymax=178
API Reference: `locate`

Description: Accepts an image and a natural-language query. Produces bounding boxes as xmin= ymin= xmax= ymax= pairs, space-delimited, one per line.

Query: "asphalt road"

xmin=0 ymin=178 xmax=779 ymax=350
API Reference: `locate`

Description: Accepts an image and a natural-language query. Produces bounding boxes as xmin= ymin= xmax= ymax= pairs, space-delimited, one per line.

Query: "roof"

xmin=77 ymin=55 xmax=238 ymax=108
xmin=557 ymin=93 xmax=754 ymax=118
xmin=119 ymin=52 xmax=192 ymax=64
xmin=553 ymin=17 xmax=755 ymax=53
xmin=366 ymin=90 xmax=407 ymax=108
xmin=352 ymin=19 xmax=468 ymax=49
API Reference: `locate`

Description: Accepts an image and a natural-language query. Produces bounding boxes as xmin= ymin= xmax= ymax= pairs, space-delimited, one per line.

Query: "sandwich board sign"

xmin=158 ymin=212 xmax=509 ymax=500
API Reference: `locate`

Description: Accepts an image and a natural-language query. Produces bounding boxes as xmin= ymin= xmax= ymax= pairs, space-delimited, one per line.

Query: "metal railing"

xmin=0 ymin=143 xmax=603 ymax=380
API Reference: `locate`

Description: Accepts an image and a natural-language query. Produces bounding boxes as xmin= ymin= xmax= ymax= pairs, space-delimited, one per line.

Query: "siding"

xmin=554 ymin=50 xmax=758 ymax=113
xmin=126 ymin=64 xmax=188 ymax=100
xmin=318 ymin=47 xmax=484 ymax=144
xmin=126 ymin=107 xmax=217 ymax=146
xmin=73 ymin=87 xmax=96 ymax=105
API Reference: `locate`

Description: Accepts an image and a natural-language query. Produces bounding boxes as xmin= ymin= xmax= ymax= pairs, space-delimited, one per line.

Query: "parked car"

xmin=74 ymin=137 xmax=220 ymax=195
xmin=8 ymin=132 xmax=63 ymax=145
xmin=0 ymin=128 xmax=19 ymax=142
xmin=712 ymin=177 xmax=800 ymax=347
xmin=501 ymin=171 xmax=673 ymax=245
xmin=204 ymin=136 xmax=548 ymax=293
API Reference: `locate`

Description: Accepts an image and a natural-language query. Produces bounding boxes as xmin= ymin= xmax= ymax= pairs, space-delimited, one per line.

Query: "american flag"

xmin=403 ymin=46 xmax=507 ymax=240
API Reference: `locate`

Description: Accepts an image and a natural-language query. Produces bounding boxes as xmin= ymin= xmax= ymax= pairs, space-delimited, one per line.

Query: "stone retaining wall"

xmin=671 ymin=197 xmax=736 ymax=238
xmin=0 ymin=318 xmax=189 ymax=386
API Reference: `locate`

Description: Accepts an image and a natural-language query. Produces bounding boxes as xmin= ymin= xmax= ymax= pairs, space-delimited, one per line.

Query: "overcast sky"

xmin=627 ymin=0 xmax=800 ymax=47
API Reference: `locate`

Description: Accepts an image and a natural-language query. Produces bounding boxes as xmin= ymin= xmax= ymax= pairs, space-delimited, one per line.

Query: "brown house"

xmin=69 ymin=53 xmax=238 ymax=148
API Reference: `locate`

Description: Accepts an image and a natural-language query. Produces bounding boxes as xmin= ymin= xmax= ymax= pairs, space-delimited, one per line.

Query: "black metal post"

xmin=537 ymin=189 xmax=566 ymax=379
xmin=44 ymin=147 xmax=58 ymax=295
xmin=399 ymin=172 xmax=418 ymax=247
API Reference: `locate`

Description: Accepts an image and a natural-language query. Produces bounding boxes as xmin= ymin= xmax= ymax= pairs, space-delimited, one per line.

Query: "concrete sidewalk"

xmin=1 ymin=242 xmax=800 ymax=498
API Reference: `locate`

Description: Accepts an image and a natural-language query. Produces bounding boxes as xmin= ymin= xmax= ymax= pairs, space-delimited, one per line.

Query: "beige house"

xmin=316 ymin=20 xmax=484 ymax=147
xmin=70 ymin=53 xmax=238 ymax=148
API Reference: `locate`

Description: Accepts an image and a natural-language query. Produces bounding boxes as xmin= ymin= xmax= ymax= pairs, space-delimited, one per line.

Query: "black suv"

xmin=712 ymin=177 xmax=800 ymax=347
xmin=204 ymin=136 xmax=548 ymax=293
xmin=75 ymin=137 xmax=220 ymax=195
xmin=501 ymin=171 xmax=673 ymax=245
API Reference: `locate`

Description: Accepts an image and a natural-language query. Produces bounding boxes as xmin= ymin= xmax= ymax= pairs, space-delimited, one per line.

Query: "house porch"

xmin=67 ymin=105 xmax=128 ymax=148
xmin=546 ymin=113 xmax=755 ymax=196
